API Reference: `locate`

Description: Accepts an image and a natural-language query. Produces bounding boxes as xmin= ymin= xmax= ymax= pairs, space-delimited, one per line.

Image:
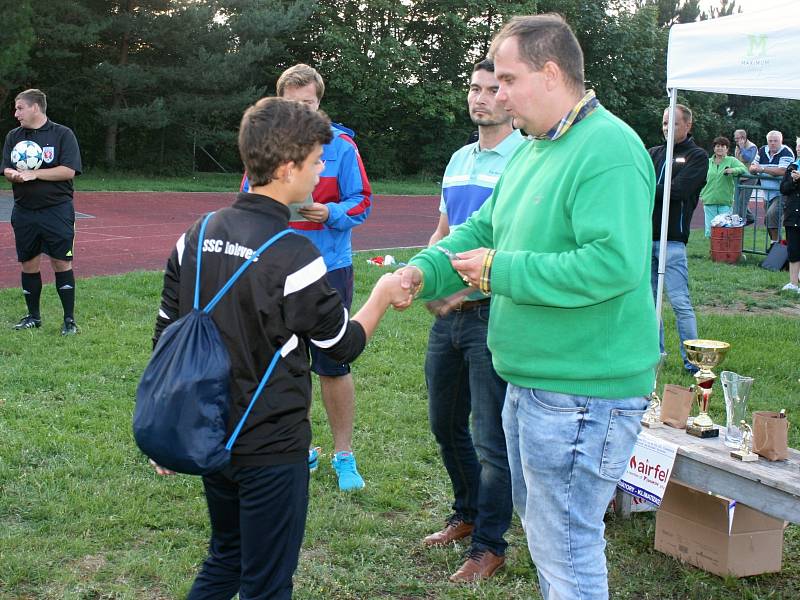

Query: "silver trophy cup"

xmin=720 ymin=370 xmax=754 ymax=449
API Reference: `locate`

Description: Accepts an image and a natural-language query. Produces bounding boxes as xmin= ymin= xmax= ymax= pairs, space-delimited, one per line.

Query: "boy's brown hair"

xmin=239 ymin=97 xmax=332 ymax=186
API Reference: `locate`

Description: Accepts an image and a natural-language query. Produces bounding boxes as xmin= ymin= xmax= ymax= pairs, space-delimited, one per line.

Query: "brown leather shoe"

xmin=423 ymin=515 xmax=474 ymax=547
xmin=448 ymin=548 xmax=505 ymax=583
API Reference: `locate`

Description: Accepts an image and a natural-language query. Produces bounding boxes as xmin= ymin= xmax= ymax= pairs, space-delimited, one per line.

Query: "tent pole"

xmin=655 ymin=88 xmax=678 ymax=329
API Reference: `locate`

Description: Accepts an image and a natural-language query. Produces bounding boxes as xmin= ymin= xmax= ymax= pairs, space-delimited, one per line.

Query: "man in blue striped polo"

xmin=421 ymin=58 xmax=523 ymax=583
xmin=750 ymin=130 xmax=796 ymax=244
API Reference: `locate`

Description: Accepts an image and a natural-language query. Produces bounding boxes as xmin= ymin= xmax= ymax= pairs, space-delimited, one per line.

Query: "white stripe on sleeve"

xmin=310 ymin=308 xmax=349 ymax=349
xmin=284 ymin=256 xmax=327 ymax=296
xmin=280 ymin=335 xmax=299 ymax=357
xmin=158 ymin=309 xmax=171 ymax=320
xmin=176 ymin=233 xmax=186 ymax=266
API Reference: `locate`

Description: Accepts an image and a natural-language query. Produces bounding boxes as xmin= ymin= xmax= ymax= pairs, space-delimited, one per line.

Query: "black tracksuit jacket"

xmin=649 ymin=135 xmax=708 ymax=244
xmin=153 ymin=193 xmax=366 ymax=466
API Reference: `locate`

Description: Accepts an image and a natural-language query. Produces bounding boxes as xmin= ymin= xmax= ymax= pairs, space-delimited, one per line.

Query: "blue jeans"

xmin=424 ymin=304 xmax=512 ymax=555
xmin=503 ymin=385 xmax=648 ymax=600
xmin=651 ymin=241 xmax=698 ymax=371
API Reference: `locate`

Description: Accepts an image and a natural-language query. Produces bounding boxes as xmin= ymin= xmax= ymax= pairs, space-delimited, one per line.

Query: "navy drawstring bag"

xmin=133 ymin=212 xmax=292 ymax=475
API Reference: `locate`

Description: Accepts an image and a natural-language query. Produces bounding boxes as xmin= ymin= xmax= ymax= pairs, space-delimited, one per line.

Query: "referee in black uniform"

xmin=2 ymin=89 xmax=82 ymax=335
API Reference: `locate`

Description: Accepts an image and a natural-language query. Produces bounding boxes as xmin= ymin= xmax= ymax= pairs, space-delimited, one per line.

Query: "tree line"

xmin=2 ymin=0 xmax=798 ymax=179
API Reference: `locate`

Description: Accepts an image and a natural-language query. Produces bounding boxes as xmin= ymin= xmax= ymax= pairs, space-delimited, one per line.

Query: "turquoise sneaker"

xmin=331 ymin=451 xmax=365 ymax=491
xmin=308 ymin=446 xmax=322 ymax=473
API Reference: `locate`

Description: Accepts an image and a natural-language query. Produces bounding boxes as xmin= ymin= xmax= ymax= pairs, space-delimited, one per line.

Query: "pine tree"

xmin=0 ymin=1 xmax=34 ymax=110
xmin=26 ymin=0 xmax=313 ymax=170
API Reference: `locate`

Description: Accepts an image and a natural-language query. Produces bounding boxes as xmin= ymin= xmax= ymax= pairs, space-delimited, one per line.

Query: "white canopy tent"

xmin=656 ymin=0 xmax=800 ymax=321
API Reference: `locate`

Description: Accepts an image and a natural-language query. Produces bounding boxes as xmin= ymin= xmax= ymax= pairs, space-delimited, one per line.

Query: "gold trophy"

xmin=641 ymin=353 xmax=667 ymax=428
xmin=730 ymin=420 xmax=758 ymax=462
xmin=683 ymin=339 xmax=730 ymax=438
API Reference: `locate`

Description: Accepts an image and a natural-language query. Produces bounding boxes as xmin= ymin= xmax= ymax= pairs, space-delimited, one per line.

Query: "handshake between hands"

xmin=373 ymin=247 xmax=491 ymax=316
xmin=373 ymin=267 xmax=423 ymax=311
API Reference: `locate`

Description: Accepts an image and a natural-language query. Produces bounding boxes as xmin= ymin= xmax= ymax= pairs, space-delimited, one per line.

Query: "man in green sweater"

xmin=397 ymin=14 xmax=658 ymax=600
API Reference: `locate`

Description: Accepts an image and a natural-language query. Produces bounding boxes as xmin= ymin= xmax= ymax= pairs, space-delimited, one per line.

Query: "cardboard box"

xmin=655 ymin=481 xmax=784 ymax=577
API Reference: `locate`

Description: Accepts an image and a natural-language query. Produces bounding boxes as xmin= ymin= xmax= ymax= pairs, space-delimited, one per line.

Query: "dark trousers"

xmin=187 ymin=462 xmax=309 ymax=600
xmin=424 ymin=304 xmax=512 ymax=556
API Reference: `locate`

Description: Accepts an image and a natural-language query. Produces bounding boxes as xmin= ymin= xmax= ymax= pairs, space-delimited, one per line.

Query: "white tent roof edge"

xmin=667 ymin=0 xmax=800 ymax=100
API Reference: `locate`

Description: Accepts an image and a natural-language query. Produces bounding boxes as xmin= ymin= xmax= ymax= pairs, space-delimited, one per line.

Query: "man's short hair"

xmin=713 ymin=136 xmax=730 ymax=147
xmin=15 ymin=89 xmax=47 ymax=113
xmin=239 ymin=97 xmax=332 ymax=186
xmin=734 ymin=129 xmax=747 ymax=139
xmin=488 ymin=14 xmax=584 ymax=93
xmin=276 ymin=64 xmax=325 ymax=101
xmin=473 ymin=58 xmax=495 ymax=73
xmin=672 ymin=104 xmax=692 ymax=124
xmin=766 ymin=130 xmax=782 ymax=142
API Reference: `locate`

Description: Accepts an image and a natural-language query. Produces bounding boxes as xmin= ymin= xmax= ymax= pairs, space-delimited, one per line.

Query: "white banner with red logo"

xmin=617 ymin=431 xmax=679 ymax=507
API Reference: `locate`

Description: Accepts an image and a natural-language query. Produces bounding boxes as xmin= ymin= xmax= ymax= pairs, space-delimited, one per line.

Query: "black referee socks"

xmin=55 ymin=270 xmax=76 ymax=321
xmin=21 ymin=272 xmax=42 ymax=319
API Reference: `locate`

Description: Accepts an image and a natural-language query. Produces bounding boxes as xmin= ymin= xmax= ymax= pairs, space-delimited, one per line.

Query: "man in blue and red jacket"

xmin=240 ymin=64 xmax=372 ymax=491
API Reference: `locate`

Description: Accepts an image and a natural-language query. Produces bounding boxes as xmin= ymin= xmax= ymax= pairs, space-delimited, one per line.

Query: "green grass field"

xmin=1 ymin=239 xmax=798 ymax=599
xmin=0 ymin=171 xmax=441 ymax=196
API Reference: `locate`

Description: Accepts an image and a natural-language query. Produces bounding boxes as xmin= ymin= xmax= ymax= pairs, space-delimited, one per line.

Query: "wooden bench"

xmin=615 ymin=424 xmax=800 ymax=523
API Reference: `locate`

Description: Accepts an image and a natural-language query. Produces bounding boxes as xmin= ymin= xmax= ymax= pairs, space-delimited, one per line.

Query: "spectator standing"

xmin=733 ymin=129 xmax=758 ymax=222
xmin=749 ymin=131 xmax=795 ymax=244
xmin=734 ymin=129 xmax=758 ymax=167
xmin=779 ymin=137 xmax=800 ymax=293
xmin=699 ymin=136 xmax=748 ymax=237
xmin=2 ymin=89 xmax=82 ymax=335
xmin=241 ymin=64 xmax=372 ymax=491
xmin=421 ymin=58 xmax=522 ymax=583
xmin=649 ymin=104 xmax=707 ymax=373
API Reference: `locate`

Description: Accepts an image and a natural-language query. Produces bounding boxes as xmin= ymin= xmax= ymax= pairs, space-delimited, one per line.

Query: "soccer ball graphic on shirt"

xmin=11 ymin=140 xmax=44 ymax=171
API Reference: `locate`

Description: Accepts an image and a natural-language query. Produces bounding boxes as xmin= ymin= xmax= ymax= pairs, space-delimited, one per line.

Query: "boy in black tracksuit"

xmin=150 ymin=98 xmax=412 ymax=599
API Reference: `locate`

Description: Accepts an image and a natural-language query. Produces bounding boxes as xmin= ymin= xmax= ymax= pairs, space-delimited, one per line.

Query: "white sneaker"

xmin=781 ymin=283 xmax=799 ymax=292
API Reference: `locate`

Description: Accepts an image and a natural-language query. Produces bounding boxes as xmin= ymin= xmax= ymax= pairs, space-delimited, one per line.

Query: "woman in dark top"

xmin=779 ymin=137 xmax=800 ymax=293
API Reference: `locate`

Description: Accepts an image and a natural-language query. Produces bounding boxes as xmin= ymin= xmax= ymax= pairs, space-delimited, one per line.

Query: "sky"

xmin=698 ymin=0 xmax=771 ymax=15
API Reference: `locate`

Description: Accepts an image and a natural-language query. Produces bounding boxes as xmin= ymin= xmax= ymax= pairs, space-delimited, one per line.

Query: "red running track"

xmin=0 ymin=192 xmax=440 ymax=289
xmin=0 ymin=190 xmax=727 ymax=289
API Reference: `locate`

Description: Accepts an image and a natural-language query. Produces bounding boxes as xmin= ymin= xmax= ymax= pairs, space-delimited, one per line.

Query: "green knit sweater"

xmin=700 ymin=156 xmax=748 ymax=206
xmin=410 ymin=106 xmax=659 ymax=398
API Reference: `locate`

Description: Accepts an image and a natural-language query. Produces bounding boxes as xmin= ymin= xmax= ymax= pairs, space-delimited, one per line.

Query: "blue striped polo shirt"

xmin=440 ymin=129 xmax=525 ymax=228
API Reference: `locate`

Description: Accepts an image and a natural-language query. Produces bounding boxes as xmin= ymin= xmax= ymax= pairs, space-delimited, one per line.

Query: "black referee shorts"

xmin=10 ymin=202 xmax=75 ymax=263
